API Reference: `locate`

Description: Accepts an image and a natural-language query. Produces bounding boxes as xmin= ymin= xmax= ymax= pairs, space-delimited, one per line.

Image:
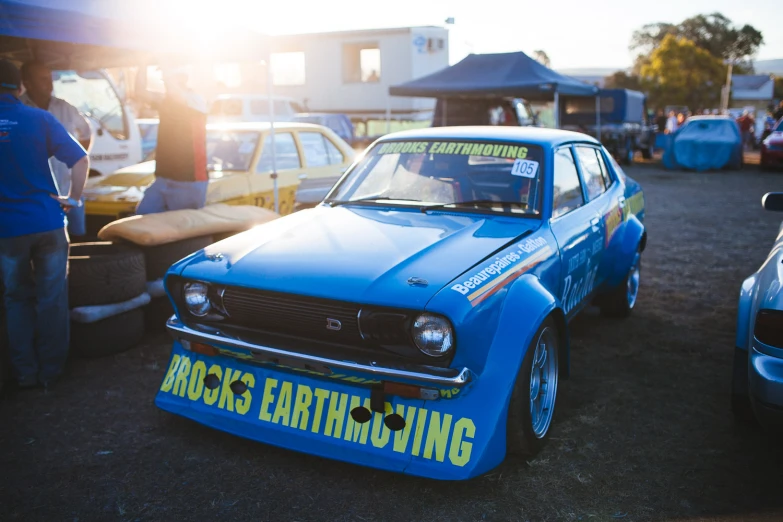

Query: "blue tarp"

xmin=0 ymin=0 xmax=268 ymax=68
xmin=388 ymin=52 xmax=598 ymax=101
xmin=662 ymin=116 xmax=743 ymax=171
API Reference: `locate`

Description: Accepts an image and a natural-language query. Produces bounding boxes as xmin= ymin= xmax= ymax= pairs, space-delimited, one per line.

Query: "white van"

xmin=52 ymin=70 xmax=143 ymax=177
xmin=208 ymin=93 xmax=303 ymax=124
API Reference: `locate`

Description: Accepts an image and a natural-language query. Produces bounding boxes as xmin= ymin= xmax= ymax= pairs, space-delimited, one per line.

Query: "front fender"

xmin=604 ymin=214 xmax=645 ymax=288
xmin=459 ymin=274 xmax=561 ymax=466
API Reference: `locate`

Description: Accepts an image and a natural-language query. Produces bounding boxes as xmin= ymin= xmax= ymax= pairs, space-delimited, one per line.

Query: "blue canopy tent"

xmin=389 ymin=51 xmax=599 ymax=129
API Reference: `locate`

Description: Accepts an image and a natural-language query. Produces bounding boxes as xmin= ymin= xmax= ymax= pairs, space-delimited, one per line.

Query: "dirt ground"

xmin=2 ymin=160 xmax=783 ymax=522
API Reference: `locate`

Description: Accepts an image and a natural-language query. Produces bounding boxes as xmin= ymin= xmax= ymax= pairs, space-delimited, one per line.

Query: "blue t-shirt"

xmin=0 ymin=94 xmax=87 ymax=238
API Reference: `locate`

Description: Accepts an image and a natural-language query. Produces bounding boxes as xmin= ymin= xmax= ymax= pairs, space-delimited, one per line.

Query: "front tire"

xmin=600 ymin=252 xmax=641 ymax=318
xmin=507 ymin=318 xmax=560 ymax=457
xmin=731 ymin=347 xmax=756 ymax=423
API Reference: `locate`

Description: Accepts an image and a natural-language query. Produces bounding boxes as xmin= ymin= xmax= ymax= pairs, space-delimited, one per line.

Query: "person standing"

xmin=134 ymin=64 xmax=208 ymax=214
xmin=0 ymin=60 xmax=89 ymax=389
xmin=655 ymin=109 xmax=667 ymax=133
xmin=737 ymin=110 xmax=754 ymax=150
xmin=774 ymin=100 xmax=783 ymax=121
xmin=665 ymin=110 xmax=678 ymax=134
xmin=19 ymin=61 xmax=92 ymax=240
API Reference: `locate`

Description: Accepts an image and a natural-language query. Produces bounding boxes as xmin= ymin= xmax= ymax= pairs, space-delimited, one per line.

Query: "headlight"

xmin=412 ymin=313 xmax=454 ymax=357
xmin=183 ymin=281 xmax=211 ymax=317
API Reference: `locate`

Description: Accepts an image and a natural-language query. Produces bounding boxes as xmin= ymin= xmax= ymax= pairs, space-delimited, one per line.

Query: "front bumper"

xmin=749 ymin=342 xmax=783 ymax=426
xmin=156 ymin=317 xmax=508 ymax=480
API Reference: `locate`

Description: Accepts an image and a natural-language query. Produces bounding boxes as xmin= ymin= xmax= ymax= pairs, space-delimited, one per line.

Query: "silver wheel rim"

xmin=529 ymin=326 xmax=559 ymax=439
xmin=627 ymin=261 xmax=640 ymax=309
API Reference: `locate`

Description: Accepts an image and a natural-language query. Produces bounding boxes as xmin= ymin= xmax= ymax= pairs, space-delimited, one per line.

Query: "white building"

xmin=266 ymin=26 xmax=450 ymax=121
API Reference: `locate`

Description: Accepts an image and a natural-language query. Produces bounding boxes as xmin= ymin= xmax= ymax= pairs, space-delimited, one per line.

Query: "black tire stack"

xmin=139 ymin=235 xmax=214 ymax=332
xmin=68 ymin=242 xmax=148 ymax=358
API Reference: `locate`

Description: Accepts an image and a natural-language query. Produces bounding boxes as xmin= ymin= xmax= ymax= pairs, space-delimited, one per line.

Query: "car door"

xmin=249 ymin=131 xmax=305 ymax=214
xmin=549 ymin=145 xmax=602 ymax=317
xmin=574 ymin=145 xmax=620 ymax=289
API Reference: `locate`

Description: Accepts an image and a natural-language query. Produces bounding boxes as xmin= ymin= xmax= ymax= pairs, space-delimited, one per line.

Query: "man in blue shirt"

xmin=0 ymin=60 xmax=89 ymax=389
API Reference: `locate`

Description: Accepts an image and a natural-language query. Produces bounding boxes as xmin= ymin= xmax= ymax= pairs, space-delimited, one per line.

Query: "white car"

xmin=208 ymin=93 xmax=304 ymax=124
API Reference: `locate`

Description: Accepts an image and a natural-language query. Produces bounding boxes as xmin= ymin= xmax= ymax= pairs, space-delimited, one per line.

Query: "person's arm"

xmin=67 ymin=156 xmax=89 ymax=201
xmin=70 ymin=104 xmax=92 ymax=152
xmin=44 ymin=112 xmax=89 ymax=206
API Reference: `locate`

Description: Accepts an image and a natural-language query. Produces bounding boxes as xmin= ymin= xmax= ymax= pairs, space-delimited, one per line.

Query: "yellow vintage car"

xmin=83 ymin=122 xmax=356 ymax=233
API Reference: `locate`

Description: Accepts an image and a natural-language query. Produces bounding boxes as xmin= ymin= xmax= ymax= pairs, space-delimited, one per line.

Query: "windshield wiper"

xmin=422 ymin=200 xmax=537 ymax=214
xmin=326 ymin=196 xmax=422 ymax=207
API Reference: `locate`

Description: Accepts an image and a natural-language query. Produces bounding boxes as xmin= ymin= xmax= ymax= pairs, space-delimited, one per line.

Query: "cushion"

xmin=97 ymin=204 xmax=279 ymax=246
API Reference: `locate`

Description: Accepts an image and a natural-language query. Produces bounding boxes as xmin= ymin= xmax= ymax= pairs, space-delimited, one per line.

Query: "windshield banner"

xmin=376 ymin=141 xmax=529 ymax=159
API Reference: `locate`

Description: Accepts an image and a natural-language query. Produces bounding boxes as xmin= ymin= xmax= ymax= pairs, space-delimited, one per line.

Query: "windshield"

xmin=206 ymin=131 xmax=259 ymax=172
xmin=53 ymin=70 xmax=127 ymax=139
xmin=328 ymin=140 xmax=544 ymax=215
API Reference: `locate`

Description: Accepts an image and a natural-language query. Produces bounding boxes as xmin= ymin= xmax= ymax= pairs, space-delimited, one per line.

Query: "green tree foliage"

xmin=640 ymin=35 xmax=726 ymax=109
xmin=631 ymin=13 xmax=764 ymax=65
xmin=603 ymin=71 xmax=643 ymax=90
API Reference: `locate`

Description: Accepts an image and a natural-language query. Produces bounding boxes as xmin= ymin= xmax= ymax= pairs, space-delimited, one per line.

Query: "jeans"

xmin=136 ymin=177 xmax=208 ymax=215
xmin=0 ymin=228 xmax=69 ymax=385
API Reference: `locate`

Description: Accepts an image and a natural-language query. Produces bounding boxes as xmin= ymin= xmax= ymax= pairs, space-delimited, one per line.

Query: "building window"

xmin=271 ymin=52 xmax=305 ymax=86
xmin=343 ymin=43 xmax=381 ymax=83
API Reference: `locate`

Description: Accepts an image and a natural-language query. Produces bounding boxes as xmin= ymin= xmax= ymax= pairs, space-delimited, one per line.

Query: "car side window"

xmin=324 ymin=137 xmax=345 ymax=164
xmin=256 ymin=132 xmax=301 ymax=172
xmin=553 ymin=147 xmax=585 ymax=218
xmin=595 ymin=148 xmax=613 ymax=188
xmin=575 ymin=146 xmax=607 ymax=201
xmin=299 ymin=131 xmax=331 ymax=167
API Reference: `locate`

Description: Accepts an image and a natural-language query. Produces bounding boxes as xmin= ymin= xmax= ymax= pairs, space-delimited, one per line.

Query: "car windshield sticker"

xmin=510 ymin=159 xmax=539 ymax=178
xmin=451 ymin=236 xmax=554 ymax=306
xmin=159 ymin=353 xmax=477 ymax=467
xmin=376 ymin=141 xmax=528 ymax=159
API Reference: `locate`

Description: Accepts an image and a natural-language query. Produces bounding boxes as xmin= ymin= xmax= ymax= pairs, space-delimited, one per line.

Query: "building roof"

xmin=732 ymin=75 xmax=774 ymax=91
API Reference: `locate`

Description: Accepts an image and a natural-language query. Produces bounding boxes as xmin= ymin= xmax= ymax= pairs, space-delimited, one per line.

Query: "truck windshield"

xmin=53 ymin=70 xmax=127 ymax=140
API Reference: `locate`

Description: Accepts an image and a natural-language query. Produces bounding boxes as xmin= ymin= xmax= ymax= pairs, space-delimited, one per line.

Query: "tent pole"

xmin=267 ymin=57 xmax=278 ymax=214
xmin=596 ymin=95 xmax=601 ymax=142
xmin=553 ymin=91 xmax=560 ymax=129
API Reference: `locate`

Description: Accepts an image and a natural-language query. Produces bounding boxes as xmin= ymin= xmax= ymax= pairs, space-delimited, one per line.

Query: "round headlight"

xmin=183 ymin=282 xmax=211 ymax=317
xmin=412 ymin=313 xmax=454 ymax=357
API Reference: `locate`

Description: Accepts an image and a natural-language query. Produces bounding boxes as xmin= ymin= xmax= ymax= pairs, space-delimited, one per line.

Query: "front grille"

xmin=221 ymin=287 xmax=362 ymax=344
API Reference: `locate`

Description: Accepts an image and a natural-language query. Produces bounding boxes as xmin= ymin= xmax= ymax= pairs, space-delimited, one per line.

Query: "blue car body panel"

xmin=156 ymin=126 xmax=645 ymax=480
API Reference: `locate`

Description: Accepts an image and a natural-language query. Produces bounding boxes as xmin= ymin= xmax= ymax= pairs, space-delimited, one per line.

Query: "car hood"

xmin=179 ymin=206 xmax=539 ymax=309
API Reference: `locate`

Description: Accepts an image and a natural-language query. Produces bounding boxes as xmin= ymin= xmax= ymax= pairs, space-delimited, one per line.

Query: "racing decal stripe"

xmin=468 ymin=246 xmax=553 ymax=306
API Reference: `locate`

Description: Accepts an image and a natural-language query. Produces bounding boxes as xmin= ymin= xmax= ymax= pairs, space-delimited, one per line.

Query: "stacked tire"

xmin=68 ymin=242 xmax=149 ymax=358
xmin=140 ymin=235 xmax=214 ymax=332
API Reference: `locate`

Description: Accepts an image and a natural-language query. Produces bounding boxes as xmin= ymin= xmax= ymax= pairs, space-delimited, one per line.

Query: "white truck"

xmin=52 ymin=69 xmax=142 ymax=177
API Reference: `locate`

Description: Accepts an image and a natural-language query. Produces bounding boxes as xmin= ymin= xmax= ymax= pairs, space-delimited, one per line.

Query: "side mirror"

xmin=762 ymin=192 xmax=783 ymax=211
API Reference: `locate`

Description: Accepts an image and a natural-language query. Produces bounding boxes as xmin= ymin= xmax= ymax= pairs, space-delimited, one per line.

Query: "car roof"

xmin=205 ymin=122 xmax=324 ymax=132
xmin=374 ymin=126 xmax=599 ymax=147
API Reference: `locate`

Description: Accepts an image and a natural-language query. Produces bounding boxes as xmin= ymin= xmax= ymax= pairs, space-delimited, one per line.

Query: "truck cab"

xmin=52 ymin=69 xmax=143 ymax=177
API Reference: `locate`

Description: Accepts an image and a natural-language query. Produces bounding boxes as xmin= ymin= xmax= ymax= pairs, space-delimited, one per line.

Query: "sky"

xmin=150 ymin=0 xmax=783 ymax=69
xmin=25 ymin=0 xmax=783 ymax=70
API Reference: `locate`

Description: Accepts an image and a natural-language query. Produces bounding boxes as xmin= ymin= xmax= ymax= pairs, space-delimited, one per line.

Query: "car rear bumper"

xmin=761 ymin=148 xmax=783 ymax=166
xmin=156 ymin=317 xmax=508 ymax=480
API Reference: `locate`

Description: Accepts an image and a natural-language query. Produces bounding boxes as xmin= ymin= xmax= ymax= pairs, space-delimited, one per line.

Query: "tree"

xmin=604 ymin=71 xmax=643 ymax=90
xmin=631 ymin=13 xmax=763 ymax=70
xmin=532 ymin=50 xmax=550 ymax=68
xmin=640 ymin=35 xmax=726 ymax=110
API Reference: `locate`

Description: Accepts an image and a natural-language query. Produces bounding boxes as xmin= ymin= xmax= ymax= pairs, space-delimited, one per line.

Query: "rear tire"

xmin=507 ymin=318 xmax=560 ymax=457
xmin=68 ymin=242 xmax=147 ymax=308
xmin=600 ymin=252 xmax=641 ymax=318
xmin=641 ymin=140 xmax=654 ymax=160
xmin=622 ymin=137 xmax=635 ymax=165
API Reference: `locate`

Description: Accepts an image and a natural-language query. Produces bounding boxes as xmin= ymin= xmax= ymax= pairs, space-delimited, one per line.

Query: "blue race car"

xmin=155 ymin=126 xmax=646 ymax=480
xmin=732 ymin=192 xmax=783 ymax=426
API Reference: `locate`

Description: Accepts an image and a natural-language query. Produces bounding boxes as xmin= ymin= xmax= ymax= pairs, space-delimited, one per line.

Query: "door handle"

xmin=298 ymin=173 xmax=308 ymax=180
xmin=590 ymin=217 xmax=601 ymax=226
